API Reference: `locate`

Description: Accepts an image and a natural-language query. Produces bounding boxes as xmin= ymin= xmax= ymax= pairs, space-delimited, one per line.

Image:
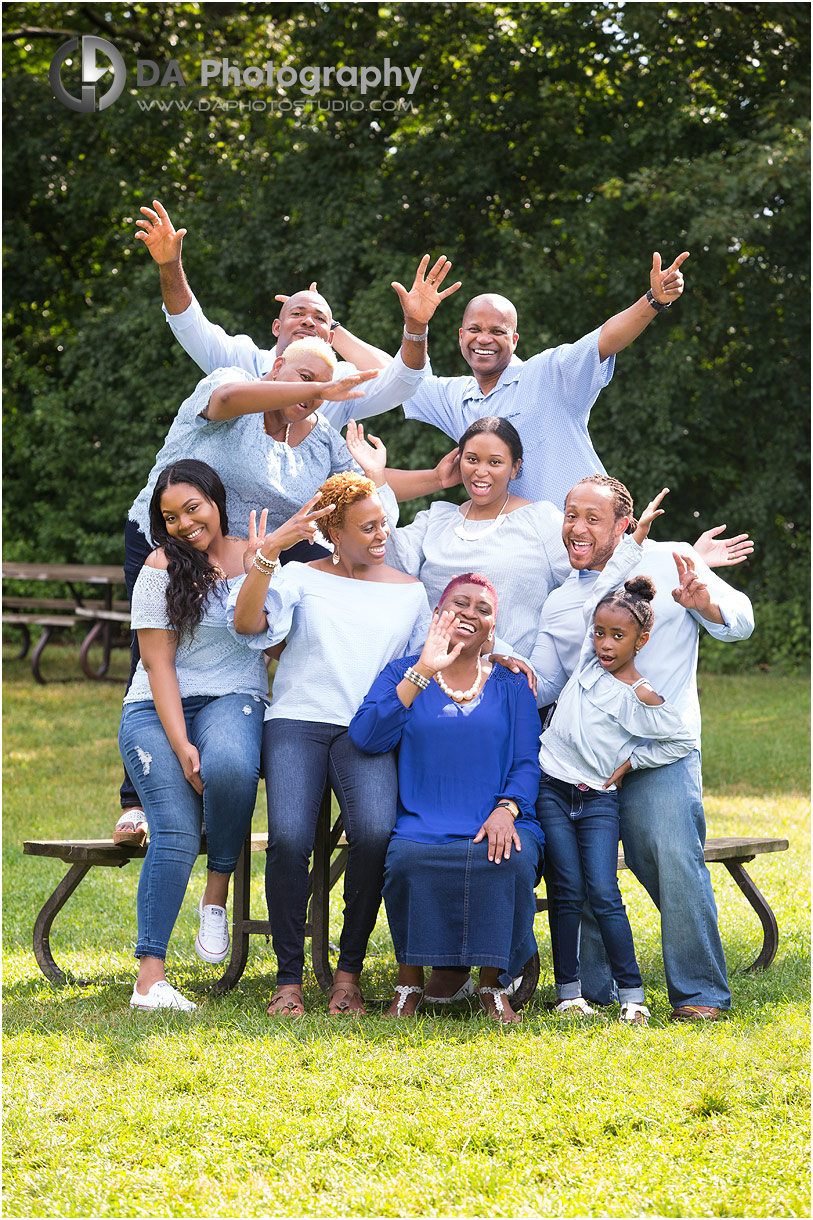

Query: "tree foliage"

xmin=3 ymin=2 xmax=809 ymax=665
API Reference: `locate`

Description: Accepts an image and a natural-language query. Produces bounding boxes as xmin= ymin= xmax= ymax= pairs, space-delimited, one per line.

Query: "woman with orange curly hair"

xmin=228 ymin=471 xmax=431 ymax=1017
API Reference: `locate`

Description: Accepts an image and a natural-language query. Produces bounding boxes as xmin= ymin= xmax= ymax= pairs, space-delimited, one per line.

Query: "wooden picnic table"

xmin=2 ymin=562 xmax=129 ymax=683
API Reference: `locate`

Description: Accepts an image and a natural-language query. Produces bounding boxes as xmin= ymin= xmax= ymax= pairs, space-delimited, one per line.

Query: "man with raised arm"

xmin=530 ymin=474 xmax=755 ymax=1022
xmin=403 ymin=254 xmax=689 ymax=511
xmin=136 ymin=199 xmax=443 ymax=429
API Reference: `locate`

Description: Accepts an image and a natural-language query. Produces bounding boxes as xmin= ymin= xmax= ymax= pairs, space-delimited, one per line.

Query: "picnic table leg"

xmin=30 ymin=625 xmax=56 ymax=685
xmin=79 ymin=620 xmax=112 ymax=680
xmin=309 ymin=786 xmax=335 ymax=992
xmin=509 ymin=953 xmax=541 ymax=1011
xmin=723 ymin=857 xmax=780 ymax=972
xmin=211 ymin=837 xmax=252 ymax=993
xmin=15 ymin=623 xmax=31 ymax=659
xmin=33 ymin=863 xmax=93 ymax=984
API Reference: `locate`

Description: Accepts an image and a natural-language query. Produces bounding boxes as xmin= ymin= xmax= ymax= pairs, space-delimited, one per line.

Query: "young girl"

xmin=536 ymin=491 xmax=695 ymax=1026
xmin=119 ymin=459 xmax=324 ymax=1011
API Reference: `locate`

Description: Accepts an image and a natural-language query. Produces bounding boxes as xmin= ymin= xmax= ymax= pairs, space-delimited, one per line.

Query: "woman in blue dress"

xmin=350 ymin=573 xmax=543 ymax=1024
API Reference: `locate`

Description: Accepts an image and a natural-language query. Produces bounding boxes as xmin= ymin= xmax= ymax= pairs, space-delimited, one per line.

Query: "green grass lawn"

xmin=3 ymin=645 xmax=810 ymax=1218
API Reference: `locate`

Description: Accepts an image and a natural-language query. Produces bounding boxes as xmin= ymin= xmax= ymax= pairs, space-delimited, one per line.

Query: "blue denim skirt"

xmin=383 ymin=835 xmax=543 ymax=977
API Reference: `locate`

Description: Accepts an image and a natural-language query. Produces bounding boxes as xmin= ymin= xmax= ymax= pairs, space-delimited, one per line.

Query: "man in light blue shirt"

xmin=135 ymin=198 xmax=443 ymax=432
xmin=405 ymin=248 xmax=689 ymax=510
xmin=531 ymin=474 xmax=755 ymax=1021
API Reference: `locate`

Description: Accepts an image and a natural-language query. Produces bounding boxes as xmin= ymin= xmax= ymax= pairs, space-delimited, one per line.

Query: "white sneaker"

xmin=130 ymin=980 xmax=197 ymax=1011
xmin=619 ymin=1002 xmax=650 ymax=1026
xmin=195 ymin=898 xmax=230 ymax=964
xmin=554 ymin=997 xmax=595 ymax=1017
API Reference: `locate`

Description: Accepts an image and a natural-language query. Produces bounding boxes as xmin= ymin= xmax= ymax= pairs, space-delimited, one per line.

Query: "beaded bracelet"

xmin=253 ymin=552 xmax=278 ymax=575
xmin=404 ymin=666 xmax=430 ymax=691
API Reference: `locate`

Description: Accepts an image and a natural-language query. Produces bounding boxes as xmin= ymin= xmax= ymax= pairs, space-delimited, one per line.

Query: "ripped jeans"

xmin=119 ymin=693 xmax=263 ymax=960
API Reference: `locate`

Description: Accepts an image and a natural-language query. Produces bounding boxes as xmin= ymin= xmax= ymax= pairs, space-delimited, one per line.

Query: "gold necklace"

xmin=434 ymin=655 xmax=483 ymax=702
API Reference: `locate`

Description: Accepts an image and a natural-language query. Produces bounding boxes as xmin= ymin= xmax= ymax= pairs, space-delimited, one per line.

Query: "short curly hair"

xmin=311 ymin=471 xmax=380 ymax=539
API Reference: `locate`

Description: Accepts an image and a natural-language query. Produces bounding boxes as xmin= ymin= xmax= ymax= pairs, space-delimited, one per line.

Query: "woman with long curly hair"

xmin=228 ymin=470 xmax=431 ymax=1018
xmin=119 ymin=459 xmax=324 ymax=1011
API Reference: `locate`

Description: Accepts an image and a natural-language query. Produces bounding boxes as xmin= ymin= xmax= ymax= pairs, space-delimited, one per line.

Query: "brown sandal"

xmin=327 ymin=982 xmax=366 ymax=1016
xmin=266 ymin=987 xmax=305 ymax=1018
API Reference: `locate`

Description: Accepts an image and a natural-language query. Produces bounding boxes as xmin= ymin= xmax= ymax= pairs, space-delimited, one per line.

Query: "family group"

xmin=115 ymin=200 xmax=754 ymax=1025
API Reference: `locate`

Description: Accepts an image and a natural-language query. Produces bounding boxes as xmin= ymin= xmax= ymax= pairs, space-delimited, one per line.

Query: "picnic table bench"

xmin=23 ymin=790 xmax=789 ymax=1006
xmin=3 ymin=562 xmax=130 ymax=683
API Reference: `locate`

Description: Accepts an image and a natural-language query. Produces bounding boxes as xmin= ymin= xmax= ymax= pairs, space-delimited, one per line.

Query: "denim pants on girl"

xmin=537 ymin=772 xmax=644 ymax=1004
xmin=120 ymin=693 xmax=263 ymax=960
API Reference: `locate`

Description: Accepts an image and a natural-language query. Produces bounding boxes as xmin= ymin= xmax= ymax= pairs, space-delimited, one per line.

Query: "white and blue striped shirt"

xmin=404 ymin=327 xmax=614 ymax=509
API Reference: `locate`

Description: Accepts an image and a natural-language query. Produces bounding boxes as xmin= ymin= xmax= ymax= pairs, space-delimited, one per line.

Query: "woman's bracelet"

xmin=404 ymin=666 xmax=430 ymax=691
xmin=253 ymin=551 xmax=278 ymax=576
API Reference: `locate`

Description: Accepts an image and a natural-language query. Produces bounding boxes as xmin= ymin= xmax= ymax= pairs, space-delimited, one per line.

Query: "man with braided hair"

xmin=530 ymin=474 xmax=754 ymax=1021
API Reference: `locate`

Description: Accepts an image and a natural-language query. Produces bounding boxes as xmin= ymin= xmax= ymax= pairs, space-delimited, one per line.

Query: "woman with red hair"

xmin=350 ymin=573 xmax=543 ymax=1024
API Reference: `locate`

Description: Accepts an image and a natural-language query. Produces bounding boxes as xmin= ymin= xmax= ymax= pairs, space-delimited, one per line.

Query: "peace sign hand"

xmin=650 ymin=250 xmax=690 ymax=304
xmin=243 ymin=509 xmax=269 ymax=572
xmin=672 ymin=551 xmax=712 ymax=613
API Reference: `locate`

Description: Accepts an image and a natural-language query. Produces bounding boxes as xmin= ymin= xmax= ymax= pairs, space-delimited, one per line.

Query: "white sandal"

xmin=424 ymin=976 xmax=475 ymax=1005
xmin=477 ymin=986 xmax=519 ymax=1024
xmin=390 ymin=985 xmax=423 ymax=1017
xmin=114 ymin=809 xmax=148 ymax=847
xmin=554 ymin=997 xmax=595 ymax=1017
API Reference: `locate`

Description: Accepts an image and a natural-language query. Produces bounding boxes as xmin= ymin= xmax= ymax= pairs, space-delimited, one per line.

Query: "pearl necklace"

xmin=434 ymin=655 xmax=482 ymax=702
xmin=454 ymin=494 xmax=511 ymax=542
xmin=266 ymin=420 xmax=292 ymax=445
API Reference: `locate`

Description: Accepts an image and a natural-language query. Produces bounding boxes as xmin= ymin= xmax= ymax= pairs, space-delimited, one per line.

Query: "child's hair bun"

xmin=625 ymin=575 xmax=656 ymax=601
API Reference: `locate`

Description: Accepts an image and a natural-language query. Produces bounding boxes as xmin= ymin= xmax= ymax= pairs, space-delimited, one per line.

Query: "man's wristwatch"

xmin=330 ymin=320 xmax=342 ymax=332
xmin=495 ymin=800 xmax=519 ymax=820
xmin=646 ymin=289 xmax=671 ymax=313
xmin=403 ymin=325 xmax=428 ymax=342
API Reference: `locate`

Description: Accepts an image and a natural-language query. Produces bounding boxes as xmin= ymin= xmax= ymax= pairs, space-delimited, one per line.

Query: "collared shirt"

xmin=403 ymin=328 xmax=614 ymax=508
xmin=530 ymin=538 xmax=755 ymax=747
xmin=163 ymin=294 xmax=428 ymax=429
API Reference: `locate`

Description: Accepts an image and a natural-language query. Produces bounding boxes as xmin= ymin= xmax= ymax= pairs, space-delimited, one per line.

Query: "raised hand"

xmin=435 ymin=446 xmax=462 ymax=490
xmin=134 ymin=199 xmax=187 ymax=264
xmin=319 ymin=369 xmax=379 ymax=401
xmin=633 ymin=487 xmax=669 ymax=545
xmin=260 ymin=494 xmax=336 ymax=560
xmin=650 ymin=251 xmax=690 ymax=305
xmin=417 ymin=608 xmax=463 ymax=674
xmin=274 ymin=282 xmax=319 ymax=304
xmin=672 ymin=551 xmax=713 ymax=613
xmin=243 ymin=509 xmax=269 ymax=572
xmin=391 ymin=254 xmax=462 ymax=328
xmin=345 ymin=420 xmax=387 ymax=481
xmin=694 ymin=525 xmax=754 ymax=568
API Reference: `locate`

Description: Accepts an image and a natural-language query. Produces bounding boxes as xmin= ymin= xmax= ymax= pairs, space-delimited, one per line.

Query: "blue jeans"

xmin=118 ymin=521 xmax=329 ymax=809
xmin=262 ymin=719 xmax=397 ymax=984
xmin=537 ymin=774 xmax=644 ymax=1004
xmin=120 ymin=693 xmax=264 ymax=960
xmin=579 ymin=752 xmax=731 ymax=1011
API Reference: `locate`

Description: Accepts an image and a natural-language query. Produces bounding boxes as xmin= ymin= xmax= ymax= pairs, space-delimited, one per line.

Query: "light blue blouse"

xmin=538 ymin=536 xmax=695 ymax=790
